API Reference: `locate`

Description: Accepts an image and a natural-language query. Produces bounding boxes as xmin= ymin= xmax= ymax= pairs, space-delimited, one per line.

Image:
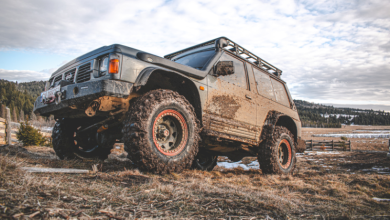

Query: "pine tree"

xmin=19 ymin=109 xmax=24 ymax=122
xmin=16 ymin=121 xmax=46 ymax=146
xmin=12 ymin=107 xmax=17 ymax=122
xmin=0 ymin=104 xmax=5 ymax=118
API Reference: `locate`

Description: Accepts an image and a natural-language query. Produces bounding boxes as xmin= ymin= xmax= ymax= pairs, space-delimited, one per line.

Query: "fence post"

xmin=332 ymin=140 xmax=334 ymax=151
xmin=311 ymin=140 xmax=313 ymax=150
xmin=349 ymin=140 xmax=352 ymax=152
xmin=6 ymin=107 xmax=11 ymax=145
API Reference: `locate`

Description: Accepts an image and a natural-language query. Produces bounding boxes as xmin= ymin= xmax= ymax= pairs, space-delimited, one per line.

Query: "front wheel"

xmin=122 ymin=89 xmax=200 ymax=174
xmin=258 ymin=126 xmax=296 ymax=174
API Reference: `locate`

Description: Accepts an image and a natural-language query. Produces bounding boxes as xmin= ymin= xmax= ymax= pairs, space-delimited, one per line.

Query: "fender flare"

xmin=134 ymin=66 xmax=203 ymax=123
xmin=134 ymin=67 xmax=166 ymax=87
xmin=259 ymin=111 xmax=298 ymax=144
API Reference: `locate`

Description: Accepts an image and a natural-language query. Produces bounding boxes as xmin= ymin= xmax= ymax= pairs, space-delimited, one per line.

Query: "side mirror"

xmin=214 ymin=61 xmax=234 ymax=76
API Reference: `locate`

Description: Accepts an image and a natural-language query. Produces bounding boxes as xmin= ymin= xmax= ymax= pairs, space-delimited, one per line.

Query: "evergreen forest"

xmin=295 ymin=100 xmax=390 ymax=127
xmin=0 ymin=80 xmax=45 ymax=121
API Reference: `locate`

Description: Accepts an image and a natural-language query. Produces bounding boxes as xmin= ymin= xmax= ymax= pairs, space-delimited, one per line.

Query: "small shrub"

xmin=340 ymin=137 xmax=348 ymax=150
xmin=339 ymin=141 xmax=346 ymax=150
xmin=16 ymin=122 xmax=46 ymax=146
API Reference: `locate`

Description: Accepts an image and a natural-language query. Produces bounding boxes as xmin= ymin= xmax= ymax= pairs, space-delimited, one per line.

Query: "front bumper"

xmin=33 ymin=80 xmax=133 ymax=116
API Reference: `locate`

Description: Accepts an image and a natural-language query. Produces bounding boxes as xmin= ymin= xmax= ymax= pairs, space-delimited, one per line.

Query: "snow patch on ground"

xmin=373 ymin=197 xmax=390 ymax=202
xmin=38 ymin=126 xmax=53 ymax=132
xmin=355 ymin=130 xmax=390 ymax=133
xmin=313 ymin=133 xmax=390 ymax=138
xmin=217 ymin=161 xmax=259 ymax=170
xmin=304 ymin=151 xmax=341 ymax=155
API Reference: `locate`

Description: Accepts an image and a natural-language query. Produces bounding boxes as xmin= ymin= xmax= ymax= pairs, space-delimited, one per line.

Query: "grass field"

xmin=0 ymin=126 xmax=389 ymax=219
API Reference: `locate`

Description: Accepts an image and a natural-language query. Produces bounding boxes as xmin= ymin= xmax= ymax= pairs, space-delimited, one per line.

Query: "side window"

xmin=252 ymin=67 xmax=275 ymax=100
xmin=217 ymin=53 xmax=247 ymax=89
xmin=271 ymin=78 xmax=290 ymax=107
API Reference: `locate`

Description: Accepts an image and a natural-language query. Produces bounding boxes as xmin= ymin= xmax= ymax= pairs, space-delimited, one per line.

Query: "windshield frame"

xmin=173 ymin=48 xmax=217 ymax=71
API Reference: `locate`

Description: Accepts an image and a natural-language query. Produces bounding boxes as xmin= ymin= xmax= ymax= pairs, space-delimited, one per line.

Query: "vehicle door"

xmin=204 ymin=51 xmax=259 ymax=143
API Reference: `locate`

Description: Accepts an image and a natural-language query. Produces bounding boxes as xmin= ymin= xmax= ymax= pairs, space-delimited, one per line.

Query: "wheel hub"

xmin=156 ymin=125 xmax=170 ymax=140
xmin=152 ymin=109 xmax=188 ymax=156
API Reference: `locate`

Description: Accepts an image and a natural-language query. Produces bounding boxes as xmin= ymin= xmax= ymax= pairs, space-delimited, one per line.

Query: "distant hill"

xmin=17 ymin=81 xmax=45 ymax=99
xmin=0 ymin=80 xmax=37 ymax=121
xmin=294 ymin=100 xmax=390 ymax=127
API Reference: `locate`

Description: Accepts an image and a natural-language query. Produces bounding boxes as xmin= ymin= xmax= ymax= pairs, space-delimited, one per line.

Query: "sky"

xmin=0 ymin=0 xmax=389 ymax=110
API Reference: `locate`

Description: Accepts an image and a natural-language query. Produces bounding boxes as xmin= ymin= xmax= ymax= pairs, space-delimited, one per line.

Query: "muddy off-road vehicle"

xmin=34 ymin=37 xmax=305 ymax=174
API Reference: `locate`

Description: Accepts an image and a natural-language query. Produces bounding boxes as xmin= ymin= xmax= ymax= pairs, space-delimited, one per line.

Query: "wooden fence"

xmin=305 ymin=140 xmax=352 ymax=151
xmin=0 ymin=107 xmax=19 ymax=145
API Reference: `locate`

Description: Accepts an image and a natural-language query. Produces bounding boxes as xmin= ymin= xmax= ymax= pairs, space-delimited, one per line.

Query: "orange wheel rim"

xmin=152 ymin=109 xmax=188 ymax=156
xmin=278 ymin=139 xmax=292 ymax=169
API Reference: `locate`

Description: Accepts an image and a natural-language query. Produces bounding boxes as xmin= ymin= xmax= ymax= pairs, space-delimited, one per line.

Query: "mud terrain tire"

xmin=52 ymin=119 xmax=115 ymax=160
xmin=192 ymin=150 xmax=218 ymax=171
xmin=122 ymin=89 xmax=200 ymax=174
xmin=52 ymin=119 xmax=77 ymax=160
xmin=258 ymin=126 xmax=296 ymax=174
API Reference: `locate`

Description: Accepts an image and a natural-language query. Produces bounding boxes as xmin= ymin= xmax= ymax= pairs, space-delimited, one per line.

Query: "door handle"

xmin=245 ymin=95 xmax=252 ymax=100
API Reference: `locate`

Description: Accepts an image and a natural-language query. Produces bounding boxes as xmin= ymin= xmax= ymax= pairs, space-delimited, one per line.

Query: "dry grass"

xmin=0 ymin=144 xmax=389 ymax=219
xmin=302 ymin=125 xmax=390 ymax=152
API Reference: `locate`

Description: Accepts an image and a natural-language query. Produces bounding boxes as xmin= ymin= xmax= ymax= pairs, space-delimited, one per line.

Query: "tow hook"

xmin=55 ymin=91 xmax=62 ymax=104
xmin=54 ymin=90 xmax=66 ymax=105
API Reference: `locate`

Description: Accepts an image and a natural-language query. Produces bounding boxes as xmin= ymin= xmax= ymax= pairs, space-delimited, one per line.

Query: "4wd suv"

xmin=34 ymin=37 xmax=305 ymax=174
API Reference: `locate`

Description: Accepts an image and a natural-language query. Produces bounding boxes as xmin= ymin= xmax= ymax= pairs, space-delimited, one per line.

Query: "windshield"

xmin=173 ymin=50 xmax=216 ymax=70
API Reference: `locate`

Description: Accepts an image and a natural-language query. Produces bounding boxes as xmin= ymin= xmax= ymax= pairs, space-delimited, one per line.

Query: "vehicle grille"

xmin=64 ymin=68 xmax=76 ymax=82
xmin=54 ymin=75 xmax=62 ymax=84
xmin=76 ymin=63 xmax=91 ymax=83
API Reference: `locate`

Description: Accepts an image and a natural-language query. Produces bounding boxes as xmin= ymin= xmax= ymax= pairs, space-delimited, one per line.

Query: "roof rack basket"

xmin=164 ymin=37 xmax=282 ymax=77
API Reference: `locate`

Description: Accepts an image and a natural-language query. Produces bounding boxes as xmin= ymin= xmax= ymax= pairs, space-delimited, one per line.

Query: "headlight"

xmin=100 ymin=57 xmax=109 ymax=75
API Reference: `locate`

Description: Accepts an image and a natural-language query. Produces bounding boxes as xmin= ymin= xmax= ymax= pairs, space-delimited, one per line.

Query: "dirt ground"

xmin=0 ymin=125 xmax=389 ymax=219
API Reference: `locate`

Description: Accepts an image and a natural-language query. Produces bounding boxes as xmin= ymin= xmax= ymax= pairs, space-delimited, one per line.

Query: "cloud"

xmin=0 ymin=69 xmax=55 ymax=82
xmin=0 ymin=0 xmax=389 ymax=105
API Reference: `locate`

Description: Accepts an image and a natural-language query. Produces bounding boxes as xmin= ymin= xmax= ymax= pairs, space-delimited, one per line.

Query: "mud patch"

xmin=210 ymin=95 xmax=240 ymax=119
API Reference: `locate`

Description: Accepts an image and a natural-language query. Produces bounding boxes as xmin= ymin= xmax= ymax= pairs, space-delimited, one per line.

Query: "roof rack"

xmin=164 ymin=37 xmax=282 ymax=77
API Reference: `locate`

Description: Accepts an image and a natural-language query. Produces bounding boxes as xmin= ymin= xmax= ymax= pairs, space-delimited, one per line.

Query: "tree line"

xmin=294 ymin=100 xmax=390 ymax=127
xmin=0 ymin=80 xmax=45 ymax=121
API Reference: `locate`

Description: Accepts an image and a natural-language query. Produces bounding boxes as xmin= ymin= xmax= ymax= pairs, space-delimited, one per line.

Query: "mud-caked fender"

xmin=259 ymin=111 xmax=299 ymax=144
xmin=134 ymin=67 xmax=205 ymax=125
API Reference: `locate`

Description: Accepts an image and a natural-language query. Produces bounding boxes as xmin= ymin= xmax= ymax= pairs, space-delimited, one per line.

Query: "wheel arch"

xmin=275 ymin=115 xmax=298 ymax=143
xmin=134 ymin=67 xmax=203 ymax=125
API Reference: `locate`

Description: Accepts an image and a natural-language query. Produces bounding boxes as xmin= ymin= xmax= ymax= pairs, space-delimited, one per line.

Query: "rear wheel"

xmin=192 ymin=150 xmax=218 ymax=171
xmin=258 ymin=126 xmax=296 ymax=174
xmin=52 ymin=119 xmax=115 ymax=160
xmin=122 ymin=89 xmax=200 ymax=174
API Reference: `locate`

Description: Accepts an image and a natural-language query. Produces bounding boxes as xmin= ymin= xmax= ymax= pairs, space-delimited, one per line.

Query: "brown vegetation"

xmin=0 ymin=143 xmax=389 ymax=219
xmin=302 ymin=125 xmax=390 ymax=152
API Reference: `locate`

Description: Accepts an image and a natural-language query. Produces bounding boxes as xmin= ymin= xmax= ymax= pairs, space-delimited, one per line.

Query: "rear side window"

xmin=271 ymin=78 xmax=290 ymax=107
xmin=217 ymin=53 xmax=247 ymax=89
xmin=252 ymin=67 xmax=275 ymax=100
